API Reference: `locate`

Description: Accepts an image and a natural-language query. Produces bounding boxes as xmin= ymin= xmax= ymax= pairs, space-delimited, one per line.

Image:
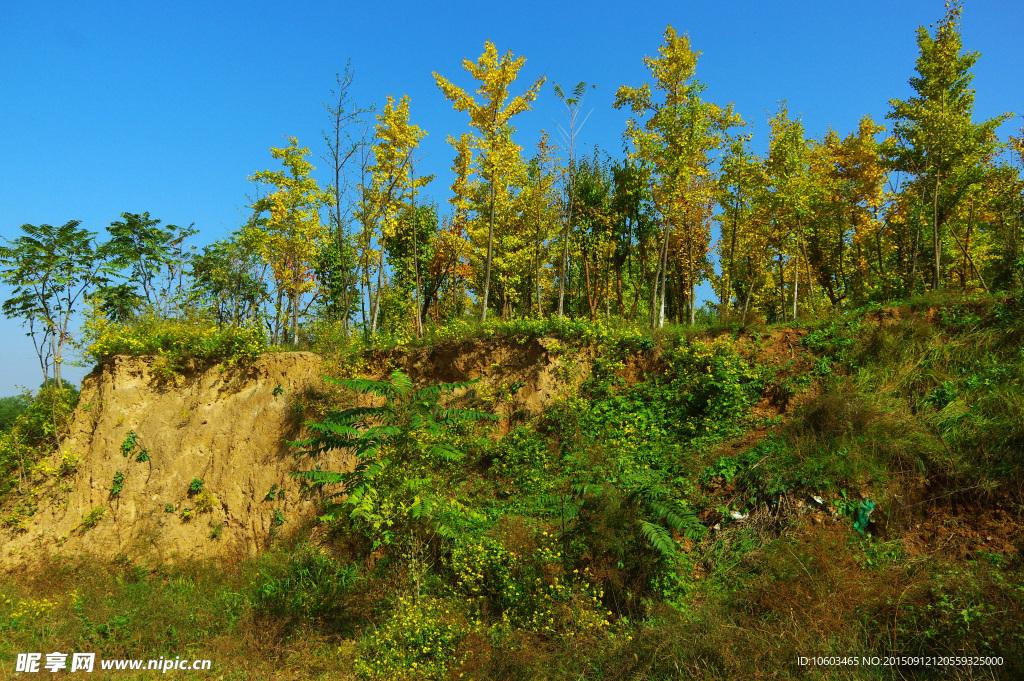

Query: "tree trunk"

xmin=651 ymin=218 xmax=671 ymax=328
xmin=558 ymin=197 xmax=571 ymax=318
xmin=412 ymin=168 xmax=423 ymax=337
xmin=932 ymin=172 xmax=942 ymax=291
xmin=802 ymin=239 xmax=816 ymax=312
xmin=481 ymin=166 xmax=496 ymax=323
xmin=724 ymin=192 xmax=741 ymax=318
xmin=792 ymin=228 xmax=800 ymax=321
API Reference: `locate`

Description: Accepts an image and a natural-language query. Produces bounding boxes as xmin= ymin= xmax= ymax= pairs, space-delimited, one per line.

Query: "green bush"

xmin=80 ymin=305 xmax=267 ymax=374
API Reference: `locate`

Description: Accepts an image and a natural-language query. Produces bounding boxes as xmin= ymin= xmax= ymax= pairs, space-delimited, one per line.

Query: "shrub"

xmin=80 ymin=305 xmax=267 ymax=376
xmin=194 ymin=490 xmax=217 ymax=514
xmin=354 ymin=595 xmax=482 ymax=681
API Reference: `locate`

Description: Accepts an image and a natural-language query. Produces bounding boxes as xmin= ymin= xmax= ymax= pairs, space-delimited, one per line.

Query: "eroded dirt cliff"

xmin=2 ymin=353 xmax=337 ymax=568
xmin=1 ymin=339 xmax=601 ymax=568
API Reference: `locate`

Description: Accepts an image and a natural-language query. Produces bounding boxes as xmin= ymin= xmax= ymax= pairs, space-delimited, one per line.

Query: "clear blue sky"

xmin=2 ymin=0 xmax=1021 ymax=394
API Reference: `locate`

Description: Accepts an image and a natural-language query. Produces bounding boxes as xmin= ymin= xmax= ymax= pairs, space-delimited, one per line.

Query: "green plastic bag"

xmin=853 ymin=499 xmax=875 ymax=534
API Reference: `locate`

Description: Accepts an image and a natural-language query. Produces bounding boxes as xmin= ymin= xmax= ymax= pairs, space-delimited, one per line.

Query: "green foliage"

xmin=289 ymin=370 xmax=496 ymax=539
xmin=188 ymin=478 xmax=204 ymax=494
xmin=250 ymin=544 xmax=358 ymax=621
xmin=0 ymin=395 xmax=30 ymax=433
xmin=120 ymin=430 xmax=138 ymax=457
xmin=100 ymin=211 xmax=197 ymax=319
xmin=110 ymin=471 xmax=125 ymax=496
xmin=189 ymin=235 xmax=269 ymax=329
xmin=926 ymin=380 xmax=958 ymax=409
xmin=0 ymin=386 xmax=79 ymax=499
xmin=79 ymin=507 xmax=106 ymax=531
xmin=271 ymin=509 xmax=286 ymax=528
xmin=80 ymin=305 xmax=267 ymax=375
xmin=355 ymin=595 xmax=482 ymax=681
xmin=0 ymin=220 xmax=115 ymax=388
xmin=163 ymin=503 xmax=175 ymax=513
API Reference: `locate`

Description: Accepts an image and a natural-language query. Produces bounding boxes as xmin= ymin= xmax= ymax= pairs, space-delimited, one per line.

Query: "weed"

xmin=120 ymin=430 xmax=137 ymax=458
xmin=194 ymin=490 xmax=217 ymax=514
xmin=110 ymin=471 xmax=126 ymax=496
xmin=79 ymin=506 xmax=105 ymax=531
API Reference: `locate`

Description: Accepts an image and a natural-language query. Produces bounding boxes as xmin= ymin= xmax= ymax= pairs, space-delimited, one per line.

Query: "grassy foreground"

xmin=2 ymin=294 xmax=1023 ymax=680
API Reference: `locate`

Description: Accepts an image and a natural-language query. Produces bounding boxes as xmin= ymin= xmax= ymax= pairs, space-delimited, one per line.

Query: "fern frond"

xmin=389 ymin=369 xmax=413 ymax=394
xmin=327 ymin=376 xmax=397 ymax=398
xmin=640 ymin=521 xmax=677 ymax=559
xmin=426 ymin=444 xmax=465 ymax=461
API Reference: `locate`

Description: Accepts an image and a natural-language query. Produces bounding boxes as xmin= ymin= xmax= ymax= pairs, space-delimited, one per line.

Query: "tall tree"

xmin=101 ymin=211 xmax=197 ymax=319
xmin=320 ymin=63 xmax=374 ymax=336
xmin=614 ymin=25 xmax=742 ymax=326
xmin=364 ymin=95 xmax=432 ymax=336
xmin=552 ymin=82 xmax=596 ymax=318
xmin=433 ymin=41 xmax=545 ymax=322
xmin=246 ymin=137 xmax=329 ymax=347
xmin=883 ymin=0 xmax=1011 ymax=291
xmin=0 ymin=221 xmax=113 ymax=388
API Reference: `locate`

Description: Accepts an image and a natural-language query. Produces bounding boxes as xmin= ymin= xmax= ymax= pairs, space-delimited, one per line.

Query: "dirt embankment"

xmin=2 ymin=353 xmax=334 ymax=569
xmin=1 ymin=339 xmax=611 ymax=568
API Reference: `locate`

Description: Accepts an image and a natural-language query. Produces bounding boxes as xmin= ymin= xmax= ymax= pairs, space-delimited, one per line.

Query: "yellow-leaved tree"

xmin=362 ymin=94 xmax=432 ymax=336
xmin=246 ymin=137 xmax=328 ymax=347
xmin=433 ymin=40 xmax=545 ymax=321
xmin=614 ymin=25 xmax=742 ymax=326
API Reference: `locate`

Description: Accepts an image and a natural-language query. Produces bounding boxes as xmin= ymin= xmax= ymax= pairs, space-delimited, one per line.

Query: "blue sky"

xmin=2 ymin=0 xmax=1021 ymax=394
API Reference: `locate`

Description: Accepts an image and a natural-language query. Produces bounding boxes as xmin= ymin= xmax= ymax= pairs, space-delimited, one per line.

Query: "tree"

xmin=433 ymin=41 xmax=545 ymax=322
xmin=290 ymin=370 xmax=496 ymax=544
xmin=189 ymin=234 xmax=270 ymax=328
xmin=246 ymin=137 xmax=329 ymax=347
xmin=552 ymin=82 xmax=596 ymax=318
xmin=364 ymin=95 xmax=433 ymax=336
xmin=100 ymin=211 xmax=197 ymax=319
xmin=0 ymin=221 xmax=113 ymax=388
xmin=614 ymin=25 xmax=742 ymax=326
xmin=764 ymin=104 xmax=815 ymax=321
xmin=883 ymin=0 xmax=1011 ymax=291
xmin=320 ymin=63 xmax=374 ymax=336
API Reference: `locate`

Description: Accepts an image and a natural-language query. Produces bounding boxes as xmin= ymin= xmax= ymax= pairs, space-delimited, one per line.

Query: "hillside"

xmin=1 ymin=299 xmax=1022 ymax=680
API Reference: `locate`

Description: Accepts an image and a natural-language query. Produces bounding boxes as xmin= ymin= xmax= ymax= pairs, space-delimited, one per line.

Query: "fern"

xmin=290 ymin=370 xmax=496 ymax=531
xmin=640 ymin=521 xmax=677 ymax=559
